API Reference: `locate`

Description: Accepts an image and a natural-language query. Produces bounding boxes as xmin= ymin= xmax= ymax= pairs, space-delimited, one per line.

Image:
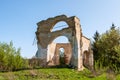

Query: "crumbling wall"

xmin=55 ymin=43 xmax=72 ymax=65
xmin=47 ymin=42 xmax=56 ymax=65
xmin=35 ymin=15 xmax=93 ymax=71
xmin=82 ymin=36 xmax=93 ymax=69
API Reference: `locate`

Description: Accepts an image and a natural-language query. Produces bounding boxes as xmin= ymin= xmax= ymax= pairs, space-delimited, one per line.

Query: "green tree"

xmin=0 ymin=41 xmax=28 ymax=71
xmin=92 ymin=24 xmax=120 ymax=71
xmin=92 ymin=31 xmax=100 ymax=61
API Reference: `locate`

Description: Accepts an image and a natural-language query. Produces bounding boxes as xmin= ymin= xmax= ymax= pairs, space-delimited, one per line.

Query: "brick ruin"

xmin=35 ymin=15 xmax=93 ymax=71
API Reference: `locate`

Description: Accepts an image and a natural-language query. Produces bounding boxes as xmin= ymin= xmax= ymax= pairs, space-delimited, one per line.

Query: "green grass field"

xmin=0 ymin=68 xmax=120 ymax=80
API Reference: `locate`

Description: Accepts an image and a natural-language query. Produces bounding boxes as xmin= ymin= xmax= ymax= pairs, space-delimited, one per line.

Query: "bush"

xmin=0 ymin=41 xmax=28 ymax=71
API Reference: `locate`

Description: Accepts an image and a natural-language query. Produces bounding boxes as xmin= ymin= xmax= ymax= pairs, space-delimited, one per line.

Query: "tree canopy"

xmin=92 ymin=24 xmax=120 ymax=71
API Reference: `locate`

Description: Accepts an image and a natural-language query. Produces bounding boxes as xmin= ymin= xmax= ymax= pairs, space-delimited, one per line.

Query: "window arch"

xmin=51 ymin=21 xmax=68 ymax=32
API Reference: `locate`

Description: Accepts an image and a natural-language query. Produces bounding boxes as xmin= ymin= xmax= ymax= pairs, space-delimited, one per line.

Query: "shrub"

xmin=0 ymin=41 xmax=28 ymax=71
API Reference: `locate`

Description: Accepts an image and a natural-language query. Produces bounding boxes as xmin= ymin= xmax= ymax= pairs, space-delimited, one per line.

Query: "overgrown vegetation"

xmin=0 ymin=41 xmax=28 ymax=71
xmin=92 ymin=24 xmax=120 ymax=74
xmin=0 ymin=41 xmax=44 ymax=72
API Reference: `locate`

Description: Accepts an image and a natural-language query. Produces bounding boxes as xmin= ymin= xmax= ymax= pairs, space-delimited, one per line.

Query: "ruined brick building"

xmin=35 ymin=15 xmax=93 ymax=71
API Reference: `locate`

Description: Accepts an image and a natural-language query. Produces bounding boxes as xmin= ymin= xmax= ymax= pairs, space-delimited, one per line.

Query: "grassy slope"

xmin=0 ymin=68 xmax=120 ymax=80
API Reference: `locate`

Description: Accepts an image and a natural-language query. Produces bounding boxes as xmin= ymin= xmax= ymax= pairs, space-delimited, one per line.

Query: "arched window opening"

xmin=53 ymin=36 xmax=69 ymax=43
xmin=51 ymin=21 xmax=68 ymax=32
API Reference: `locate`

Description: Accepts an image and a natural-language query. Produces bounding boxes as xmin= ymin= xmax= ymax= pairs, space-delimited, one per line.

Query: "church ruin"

xmin=35 ymin=15 xmax=93 ymax=71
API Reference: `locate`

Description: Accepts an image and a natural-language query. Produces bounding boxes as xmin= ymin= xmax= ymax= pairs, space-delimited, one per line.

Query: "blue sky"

xmin=0 ymin=0 xmax=120 ymax=58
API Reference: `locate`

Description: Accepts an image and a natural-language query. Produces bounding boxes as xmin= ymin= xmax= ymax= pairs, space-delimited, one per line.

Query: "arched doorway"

xmin=47 ymin=36 xmax=72 ymax=66
xmin=83 ymin=50 xmax=89 ymax=67
xmin=53 ymin=36 xmax=69 ymax=43
xmin=59 ymin=48 xmax=65 ymax=65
